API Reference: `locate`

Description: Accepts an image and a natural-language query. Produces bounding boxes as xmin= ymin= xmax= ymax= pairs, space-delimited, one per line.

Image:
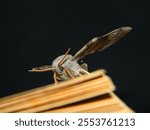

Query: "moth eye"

xmin=59 ymin=66 xmax=64 ymax=71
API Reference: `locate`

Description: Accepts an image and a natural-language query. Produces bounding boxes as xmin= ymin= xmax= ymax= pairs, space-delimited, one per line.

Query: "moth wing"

xmin=29 ymin=65 xmax=54 ymax=72
xmin=71 ymin=26 xmax=132 ymax=61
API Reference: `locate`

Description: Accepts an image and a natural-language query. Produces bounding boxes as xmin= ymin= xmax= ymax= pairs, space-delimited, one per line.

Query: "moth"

xmin=29 ymin=26 xmax=132 ymax=83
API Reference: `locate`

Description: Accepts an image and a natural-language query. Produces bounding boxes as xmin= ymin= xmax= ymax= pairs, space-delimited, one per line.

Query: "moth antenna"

xmin=58 ymin=48 xmax=71 ymax=67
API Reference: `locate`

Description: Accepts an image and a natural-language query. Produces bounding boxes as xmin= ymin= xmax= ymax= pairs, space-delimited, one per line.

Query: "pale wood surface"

xmin=0 ymin=69 xmax=133 ymax=113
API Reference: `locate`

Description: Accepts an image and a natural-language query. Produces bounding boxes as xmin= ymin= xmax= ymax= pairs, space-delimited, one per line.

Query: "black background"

xmin=1 ymin=0 xmax=150 ymax=112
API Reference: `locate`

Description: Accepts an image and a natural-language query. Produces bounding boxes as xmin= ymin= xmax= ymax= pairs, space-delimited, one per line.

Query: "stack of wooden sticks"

xmin=0 ymin=70 xmax=133 ymax=113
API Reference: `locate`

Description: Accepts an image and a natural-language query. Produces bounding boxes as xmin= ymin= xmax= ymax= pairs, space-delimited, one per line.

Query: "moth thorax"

xmin=52 ymin=55 xmax=72 ymax=66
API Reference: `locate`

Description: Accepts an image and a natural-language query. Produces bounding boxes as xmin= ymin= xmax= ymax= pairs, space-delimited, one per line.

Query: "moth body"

xmin=29 ymin=26 xmax=132 ymax=82
xmin=52 ymin=55 xmax=85 ymax=80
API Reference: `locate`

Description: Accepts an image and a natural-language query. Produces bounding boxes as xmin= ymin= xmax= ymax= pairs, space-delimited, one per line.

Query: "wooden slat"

xmin=0 ymin=69 xmax=133 ymax=113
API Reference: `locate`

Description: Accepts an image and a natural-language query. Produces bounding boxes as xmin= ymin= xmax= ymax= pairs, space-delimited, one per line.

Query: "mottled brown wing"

xmin=29 ymin=65 xmax=54 ymax=72
xmin=71 ymin=26 xmax=132 ymax=61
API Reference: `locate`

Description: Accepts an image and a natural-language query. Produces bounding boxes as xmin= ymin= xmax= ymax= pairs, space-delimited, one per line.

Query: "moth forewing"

xmin=71 ymin=26 xmax=132 ymax=61
xmin=28 ymin=65 xmax=54 ymax=72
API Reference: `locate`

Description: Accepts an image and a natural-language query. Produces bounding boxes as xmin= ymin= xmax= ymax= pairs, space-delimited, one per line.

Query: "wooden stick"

xmin=0 ymin=75 xmax=114 ymax=112
xmin=0 ymin=69 xmax=133 ymax=113
xmin=0 ymin=69 xmax=105 ymax=104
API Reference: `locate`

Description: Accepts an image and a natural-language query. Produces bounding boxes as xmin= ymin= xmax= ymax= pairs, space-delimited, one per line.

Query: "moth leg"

xmin=64 ymin=68 xmax=74 ymax=79
xmin=80 ymin=63 xmax=88 ymax=71
xmin=79 ymin=68 xmax=91 ymax=75
xmin=53 ymin=71 xmax=58 ymax=84
xmin=71 ymin=69 xmax=82 ymax=76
